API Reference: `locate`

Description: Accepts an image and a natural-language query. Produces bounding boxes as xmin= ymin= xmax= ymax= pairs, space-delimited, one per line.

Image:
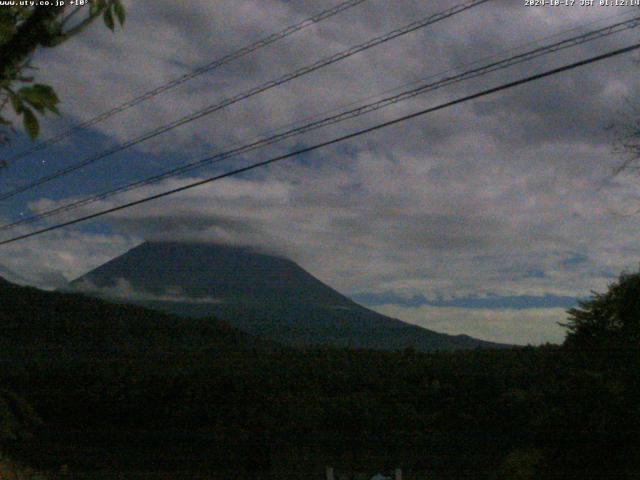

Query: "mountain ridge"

xmin=69 ymin=241 xmax=509 ymax=351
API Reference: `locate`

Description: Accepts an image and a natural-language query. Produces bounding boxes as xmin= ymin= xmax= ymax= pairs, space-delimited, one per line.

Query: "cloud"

xmin=22 ymin=144 xmax=635 ymax=302
xmin=0 ymin=217 xmax=137 ymax=289
xmin=0 ymin=263 xmax=30 ymax=286
xmin=72 ymin=277 xmax=223 ymax=304
xmin=1 ymin=0 xmax=640 ymax=344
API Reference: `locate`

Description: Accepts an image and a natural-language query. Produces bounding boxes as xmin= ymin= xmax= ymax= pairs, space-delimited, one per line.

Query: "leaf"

xmin=47 ymin=103 xmax=60 ymax=115
xmin=26 ymin=101 xmax=45 ymax=113
xmin=9 ymin=93 xmax=22 ymax=114
xmin=31 ymin=84 xmax=59 ymax=107
xmin=22 ymin=108 xmax=39 ymax=140
xmin=103 ymin=7 xmax=115 ymax=31
xmin=113 ymin=1 xmax=125 ymax=25
xmin=0 ymin=22 xmax=16 ymax=45
xmin=18 ymin=84 xmax=59 ymax=114
xmin=19 ymin=87 xmax=43 ymax=112
xmin=34 ymin=83 xmax=57 ymax=97
xmin=89 ymin=0 xmax=102 ymax=16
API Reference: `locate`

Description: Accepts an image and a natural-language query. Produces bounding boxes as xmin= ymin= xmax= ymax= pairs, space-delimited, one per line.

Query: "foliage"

xmin=0 ymin=452 xmax=49 ymax=480
xmin=0 ymin=1 xmax=125 ymax=145
xmin=0 ymin=387 xmax=41 ymax=478
xmin=0 ymin=277 xmax=638 ymax=478
xmin=563 ymin=269 xmax=640 ymax=353
xmin=551 ymin=270 xmax=640 ymax=478
xmin=0 ymin=388 xmax=40 ymax=443
xmin=497 ymin=448 xmax=544 ymax=480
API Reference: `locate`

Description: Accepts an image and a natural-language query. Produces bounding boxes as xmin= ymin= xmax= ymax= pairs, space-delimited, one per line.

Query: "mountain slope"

xmin=0 ymin=276 xmax=266 ymax=363
xmin=69 ymin=241 xmax=507 ymax=351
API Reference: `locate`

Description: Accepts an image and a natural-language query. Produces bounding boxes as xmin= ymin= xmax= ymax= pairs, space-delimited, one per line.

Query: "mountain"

xmin=68 ymin=241 xmax=507 ymax=351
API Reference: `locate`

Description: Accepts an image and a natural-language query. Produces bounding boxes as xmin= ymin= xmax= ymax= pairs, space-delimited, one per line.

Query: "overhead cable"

xmin=1 ymin=42 xmax=637 ymax=246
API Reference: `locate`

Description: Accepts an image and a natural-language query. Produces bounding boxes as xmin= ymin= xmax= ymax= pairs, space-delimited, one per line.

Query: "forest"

xmin=0 ymin=272 xmax=639 ymax=479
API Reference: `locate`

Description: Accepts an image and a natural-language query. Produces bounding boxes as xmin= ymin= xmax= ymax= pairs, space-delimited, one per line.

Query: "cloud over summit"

xmin=2 ymin=0 xmax=640 ymax=343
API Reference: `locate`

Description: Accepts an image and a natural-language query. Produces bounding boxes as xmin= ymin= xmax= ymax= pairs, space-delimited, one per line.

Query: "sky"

xmin=1 ymin=0 xmax=640 ymax=344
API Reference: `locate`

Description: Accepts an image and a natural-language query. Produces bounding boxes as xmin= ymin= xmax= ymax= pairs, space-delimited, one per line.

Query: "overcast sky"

xmin=1 ymin=0 xmax=640 ymax=344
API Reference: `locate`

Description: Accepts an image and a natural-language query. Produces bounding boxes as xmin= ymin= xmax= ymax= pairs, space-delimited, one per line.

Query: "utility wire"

xmin=217 ymin=6 xmax=640 ymax=148
xmin=3 ymin=15 xmax=639 ymax=231
xmin=0 ymin=0 xmax=491 ymax=201
xmin=3 ymin=0 xmax=371 ymax=163
xmin=237 ymin=6 xmax=638 ymax=149
xmin=1 ymin=42 xmax=638 ymax=247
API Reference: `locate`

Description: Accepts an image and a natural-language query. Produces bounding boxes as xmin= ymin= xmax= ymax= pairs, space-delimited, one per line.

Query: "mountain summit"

xmin=70 ymin=241 xmax=505 ymax=351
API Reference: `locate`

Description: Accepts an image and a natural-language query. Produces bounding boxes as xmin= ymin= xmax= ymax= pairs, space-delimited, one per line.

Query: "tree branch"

xmin=59 ymin=6 xmax=83 ymax=29
xmin=59 ymin=7 xmax=106 ymax=40
xmin=0 ymin=6 xmax=65 ymax=81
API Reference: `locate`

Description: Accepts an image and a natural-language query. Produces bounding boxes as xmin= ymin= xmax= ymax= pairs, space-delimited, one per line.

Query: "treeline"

xmin=0 ymin=274 xmax=638 ymax=479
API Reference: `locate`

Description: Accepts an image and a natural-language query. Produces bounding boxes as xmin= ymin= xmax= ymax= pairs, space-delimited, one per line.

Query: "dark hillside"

xmin=0 ymin=276 xmax=265 ymax=362
xmin=69 ymin=241 xmax=508 ymax=351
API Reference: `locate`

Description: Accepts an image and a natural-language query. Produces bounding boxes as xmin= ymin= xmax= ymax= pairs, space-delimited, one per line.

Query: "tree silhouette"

xmin=563 ymin=269 xmax=640 ymax=354
xmin=0 ymin=1 xmax=125 ymax=146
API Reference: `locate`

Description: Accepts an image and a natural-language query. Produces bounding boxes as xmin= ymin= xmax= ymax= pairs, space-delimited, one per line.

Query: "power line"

xmin=3 ymin=0 xmax=371 ymax=164
xmin=243 ymin=6 xmax=638 ymax=146
xmin=1 ymin=42 xmax=637 ymax=247
xmin=0 ymin=0 xmax=491 ymax=201
xmin=3 ymin=14 xmax=638 ymax=231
